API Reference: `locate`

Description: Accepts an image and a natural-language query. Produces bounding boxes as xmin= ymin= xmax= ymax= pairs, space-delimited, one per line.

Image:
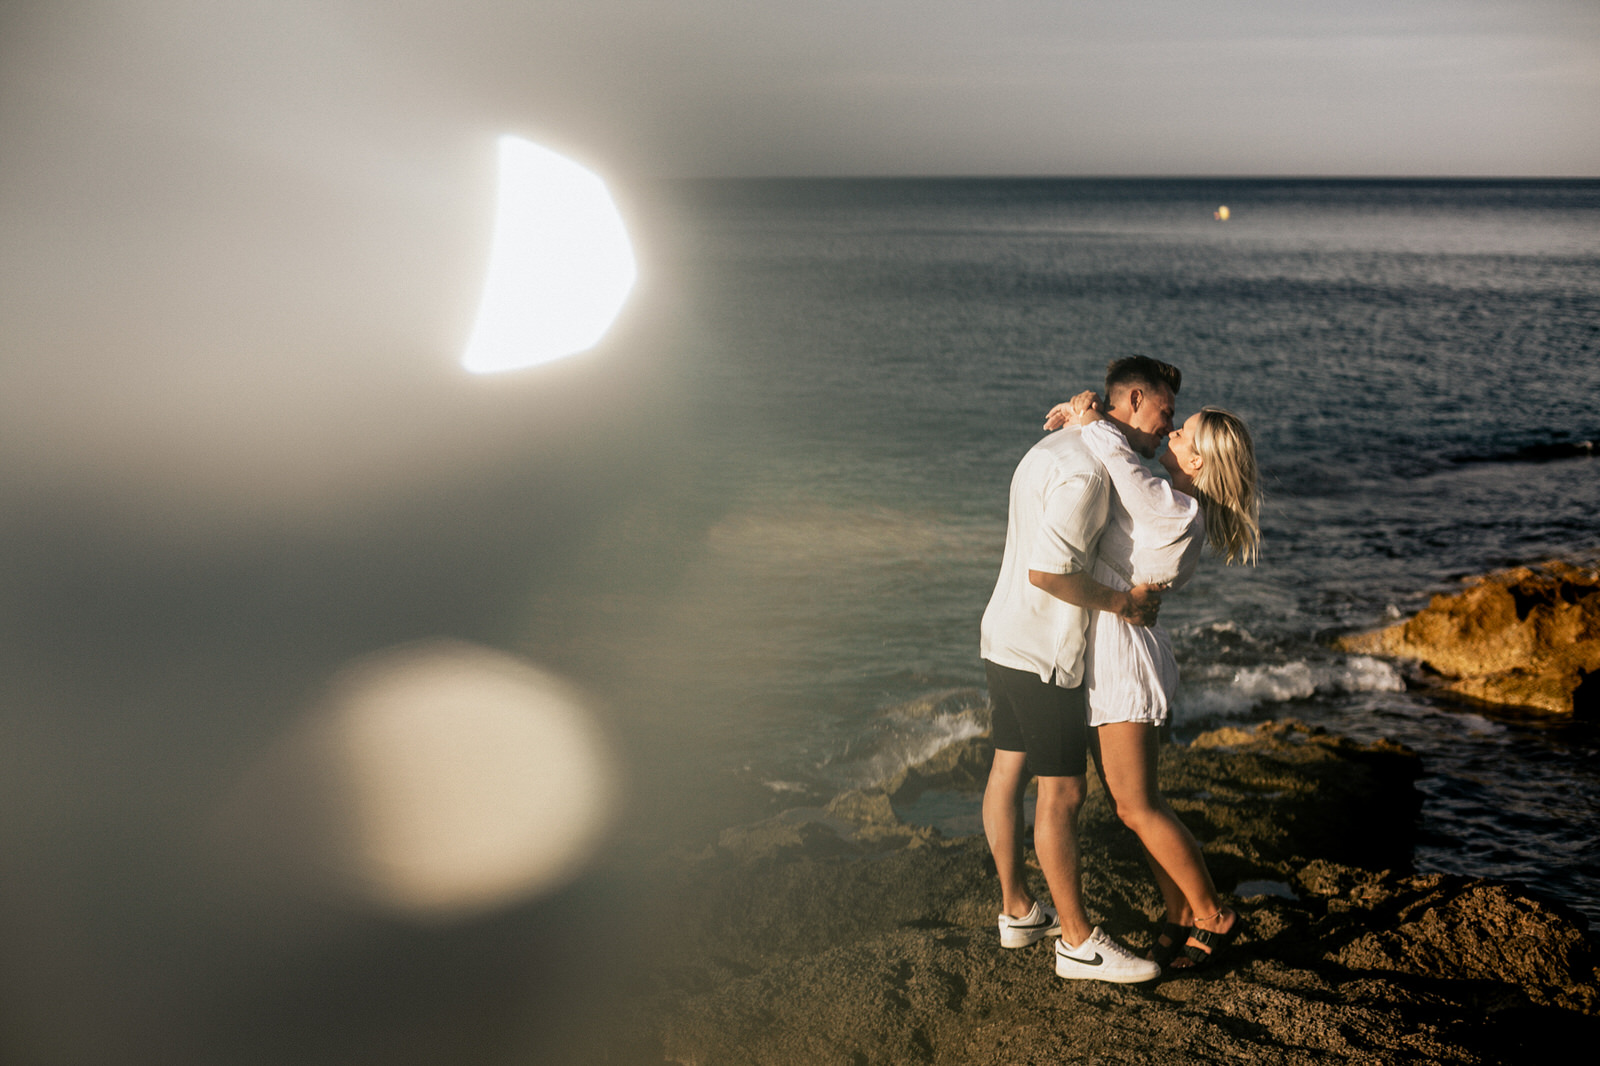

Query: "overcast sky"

xmin=1 ymin=0 xmax=1596 ymax=527
xmin=6 ymin=0 xmax=1597 ymax=179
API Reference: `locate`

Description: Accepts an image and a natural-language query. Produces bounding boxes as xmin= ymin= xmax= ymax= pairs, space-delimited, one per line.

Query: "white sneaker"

xmin=1054 ymin=927 xmax=1162 ymax=983
xmin=997 ymin=900 xmax=1061 ymax=948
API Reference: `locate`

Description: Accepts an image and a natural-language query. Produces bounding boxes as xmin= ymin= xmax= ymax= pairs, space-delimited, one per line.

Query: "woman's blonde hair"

xmin=1191 ymin=407 xmax=1261 ymax=566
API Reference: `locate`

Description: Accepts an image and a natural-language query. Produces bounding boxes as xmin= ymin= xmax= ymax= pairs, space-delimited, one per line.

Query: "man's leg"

xmin=982 ymin=661 xmax=1090 ymax=946
xmin=982 ymin=748 xmax=1037 ymax=919
xmin=1042 ymin=756 xmax=1162 ymax=982
xmin=1032 ymin=774 xmax=1092 ymax=946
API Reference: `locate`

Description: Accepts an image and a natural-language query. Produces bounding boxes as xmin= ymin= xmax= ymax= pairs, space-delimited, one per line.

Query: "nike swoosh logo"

xmin=1061 ymin=951 xmax=1104 ymax=966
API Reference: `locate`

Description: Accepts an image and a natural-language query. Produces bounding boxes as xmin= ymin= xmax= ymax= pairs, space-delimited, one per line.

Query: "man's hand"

xmin=1028 ymin=571 xmax=1164 ymax=627
xmin=1117 ymin=582 xmax=1165 ymax=627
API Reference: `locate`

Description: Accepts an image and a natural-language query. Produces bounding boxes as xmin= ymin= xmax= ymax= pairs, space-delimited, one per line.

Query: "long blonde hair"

xmin=1191 ymin=407 xmax=1261 ymax=566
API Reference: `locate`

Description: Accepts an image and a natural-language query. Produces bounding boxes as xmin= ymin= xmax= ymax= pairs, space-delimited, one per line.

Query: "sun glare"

xmin=461 ymin=136 xmax=637 ymax=374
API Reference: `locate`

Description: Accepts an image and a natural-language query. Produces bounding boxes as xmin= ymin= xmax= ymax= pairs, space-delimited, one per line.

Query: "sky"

xmin=9 ymin=0 xmax=1593 ymax=179
xmin=0 ymin=0 xmax=1596 ymax=528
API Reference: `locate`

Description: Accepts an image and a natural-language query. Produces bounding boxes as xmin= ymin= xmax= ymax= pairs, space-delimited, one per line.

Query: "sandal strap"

xmin=1180 ymin=919 xmax=1243 ymax=966
xmin=1149 ymin=921 xmax=1191 ymax=966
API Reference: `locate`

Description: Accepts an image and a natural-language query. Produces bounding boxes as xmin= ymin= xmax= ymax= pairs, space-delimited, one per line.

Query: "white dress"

xmin=1078 ymin=421 xmax=1205 ymax=726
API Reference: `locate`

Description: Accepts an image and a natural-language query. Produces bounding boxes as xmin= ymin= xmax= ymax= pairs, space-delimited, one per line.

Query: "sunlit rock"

xmin=1339 ymin=561 xmax=1600 ymax=715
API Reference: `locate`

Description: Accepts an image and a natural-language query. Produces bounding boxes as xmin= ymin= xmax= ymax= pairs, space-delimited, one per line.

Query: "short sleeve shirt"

xmin=979 ymin=427 xmax=1110 ymax=686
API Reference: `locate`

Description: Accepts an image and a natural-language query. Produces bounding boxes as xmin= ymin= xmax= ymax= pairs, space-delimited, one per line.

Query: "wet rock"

xmin=879 ymin=689 xmax=994 ymax=800
xmin=1160 ymin=720 xmax=1422 ymax=876
xmin=1339 ymin=561 xmax=1600 ymax=715
xmin=715 ymin=814 xmax=858 ymax=862
xmin=823 ymin=789 xmax=902 ymax=828
xmin=609 ymin=720 xmax=1598 ymax=1065
xmin=715 ymin=795 xmax=938 ymax=861
xmin=882 ymin=735 xmax=995 ymax=801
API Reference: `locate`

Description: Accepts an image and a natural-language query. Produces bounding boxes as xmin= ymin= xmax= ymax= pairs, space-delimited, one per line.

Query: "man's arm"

xmin=1028 ymin=569 xmax=1164 ymax=627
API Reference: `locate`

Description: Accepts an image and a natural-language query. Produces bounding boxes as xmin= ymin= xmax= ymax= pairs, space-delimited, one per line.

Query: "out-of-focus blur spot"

xmin=215 ymin=641 xmax=618 ymax=919
xmin=462 ymin=136 xmax=637 ymax=373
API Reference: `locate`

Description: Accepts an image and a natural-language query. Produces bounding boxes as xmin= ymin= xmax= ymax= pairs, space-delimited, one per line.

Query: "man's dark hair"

xmin=1104 ymin=355 xmax=1181 ymax=399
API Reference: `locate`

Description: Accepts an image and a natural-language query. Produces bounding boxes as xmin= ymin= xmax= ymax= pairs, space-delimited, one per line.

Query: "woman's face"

xmin=1167 ymin=412 xmax=1205 ymax=475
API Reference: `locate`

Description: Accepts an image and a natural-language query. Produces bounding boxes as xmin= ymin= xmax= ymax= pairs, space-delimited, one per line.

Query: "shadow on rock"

xmin=600 ymin=720 xmax=1597 ymax=1065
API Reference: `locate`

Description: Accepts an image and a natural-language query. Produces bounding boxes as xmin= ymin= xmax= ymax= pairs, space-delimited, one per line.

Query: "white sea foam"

xmin=1185 ymin=620 xmax=1257 ymax=642
xmin=1179 ymin=655 xmax=1406 ymax=719
xmin=838 ymin=708 xmax=987 ymax=791
xmin=1341 ymin=655 xmax=1408 ymax=694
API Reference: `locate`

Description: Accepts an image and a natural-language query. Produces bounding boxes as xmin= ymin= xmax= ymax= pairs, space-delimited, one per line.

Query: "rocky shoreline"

xmin=606 ymin=716 xmax=1598 ymax=1065
xmin=1339 ymin=560 xmax=1600 ymax=716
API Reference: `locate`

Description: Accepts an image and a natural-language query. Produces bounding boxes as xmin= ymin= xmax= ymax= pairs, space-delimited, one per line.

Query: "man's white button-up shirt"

xmin=979 ymin=426 xmax=1109 ymax=687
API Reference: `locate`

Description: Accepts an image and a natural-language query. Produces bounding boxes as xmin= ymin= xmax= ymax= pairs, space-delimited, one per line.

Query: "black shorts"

xmin=984 ymin=659 xmax=1088 ymax=778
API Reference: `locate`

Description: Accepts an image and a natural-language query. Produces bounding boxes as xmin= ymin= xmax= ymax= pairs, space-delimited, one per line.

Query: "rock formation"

xmin=1339 ymin=561 xmax=1600 ymax=715
xmin=599 ymin=721 xmax=1599 ymax=1065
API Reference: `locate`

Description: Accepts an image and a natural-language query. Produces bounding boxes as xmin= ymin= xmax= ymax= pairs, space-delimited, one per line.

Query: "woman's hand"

xmin=1043 ymin=391 xmax=1105 ymax=431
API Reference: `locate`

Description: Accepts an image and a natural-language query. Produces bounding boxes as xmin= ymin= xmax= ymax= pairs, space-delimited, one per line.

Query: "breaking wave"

xmin=1179 ymin=655 xmax=1406 ymax=720
xmin=822 ymin=688 xmax=989 ymax=790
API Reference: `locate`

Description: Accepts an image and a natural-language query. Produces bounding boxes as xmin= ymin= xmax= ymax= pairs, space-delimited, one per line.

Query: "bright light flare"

xmin=214 ymin=642 xmax=619 ymax=920
xmin=461 ymin=136 xmax=637 ymax=374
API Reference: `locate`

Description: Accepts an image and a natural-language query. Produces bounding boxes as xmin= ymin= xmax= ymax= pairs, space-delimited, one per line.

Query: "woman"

xmin=1044 ymin=391 xmax=1260 ymax=969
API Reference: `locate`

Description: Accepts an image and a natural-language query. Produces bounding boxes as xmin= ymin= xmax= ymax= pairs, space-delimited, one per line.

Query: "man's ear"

xmin=1124 ymin=386 xmax=1143 ymax=412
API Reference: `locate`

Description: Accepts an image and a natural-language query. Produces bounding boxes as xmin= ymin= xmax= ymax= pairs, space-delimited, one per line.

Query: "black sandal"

xmin=1149 ymin=920 xmax=1191 ymax=967
xmin=1178 ymin=914 xmax=1243 ymax=970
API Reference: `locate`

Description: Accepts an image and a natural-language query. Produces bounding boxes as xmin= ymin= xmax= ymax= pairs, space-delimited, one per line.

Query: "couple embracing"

xmin=979 ymin=355 xmax=1260 ymax=983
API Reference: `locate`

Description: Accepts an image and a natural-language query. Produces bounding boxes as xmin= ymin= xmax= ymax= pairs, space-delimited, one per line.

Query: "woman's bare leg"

xmin=1092 ymin=722 xmax=1235 ymax=957
xmin=1090 ymin=728 xmax=1191 ymax=926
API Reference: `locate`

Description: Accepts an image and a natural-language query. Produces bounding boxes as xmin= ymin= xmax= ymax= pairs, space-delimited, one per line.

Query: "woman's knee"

xmin=1104 ymin=787 xmax=1162 ymax=831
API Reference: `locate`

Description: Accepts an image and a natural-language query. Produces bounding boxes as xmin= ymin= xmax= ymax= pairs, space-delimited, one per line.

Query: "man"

xmin=978 ymin=355 xmax=1180 ymax=983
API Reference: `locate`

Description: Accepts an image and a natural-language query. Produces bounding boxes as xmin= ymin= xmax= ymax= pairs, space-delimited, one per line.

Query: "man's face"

xmin=1119 ymin=384 xmax=1177 ymax=458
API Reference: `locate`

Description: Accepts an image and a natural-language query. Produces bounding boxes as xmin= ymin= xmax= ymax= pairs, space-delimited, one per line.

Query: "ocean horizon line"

xmin=665 ymin=173 xmax=1600 ymax=185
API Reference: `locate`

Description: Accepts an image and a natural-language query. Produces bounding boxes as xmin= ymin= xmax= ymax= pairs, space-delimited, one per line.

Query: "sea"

xmin=3 ymin=176 xmax=1598 ymax=1063
xmin=558 ymin=177 xmax=1600 ymax=925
